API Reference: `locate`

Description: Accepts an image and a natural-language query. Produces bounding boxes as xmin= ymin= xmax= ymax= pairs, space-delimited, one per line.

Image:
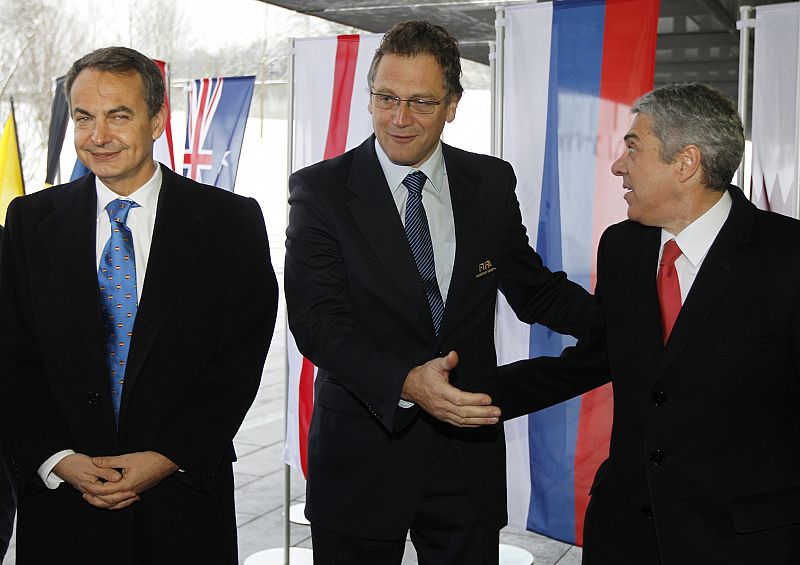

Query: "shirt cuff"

xmin=398 ymin=400 xmax=415 ymax=408
xmin=38 ymin=449 xmax=76 ymax=489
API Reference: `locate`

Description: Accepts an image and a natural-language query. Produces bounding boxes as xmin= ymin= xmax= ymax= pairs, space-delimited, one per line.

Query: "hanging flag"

xmin=183 ymin=75 xmax=254 ymax=191
xmin=153 ymin=60 xmax=176 ymax=171
xmin=283 ymin=33 xmax=382 ymax=476
xmin=45 ymin=77 xmax=69 ymax=187
xmin=498 ymin=0 xmax=659 ymax=546
xmin=1 ymin=106 xmax=25 ymax=225
xmin=750 ymin=3 xmax=799 ymax=218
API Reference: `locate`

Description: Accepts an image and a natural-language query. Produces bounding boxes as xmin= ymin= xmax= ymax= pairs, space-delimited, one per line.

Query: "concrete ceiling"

xmin=260 ymin=0 xmax=779 ymax=102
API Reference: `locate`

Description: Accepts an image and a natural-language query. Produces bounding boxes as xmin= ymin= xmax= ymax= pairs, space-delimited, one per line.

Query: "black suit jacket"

xmin=0 ymin=165 xmax=278 ymax=564
xmin=495 ymin=186 xmax=800 ymax=564
xmin=285 ymin=137 xmax=598 ymax=539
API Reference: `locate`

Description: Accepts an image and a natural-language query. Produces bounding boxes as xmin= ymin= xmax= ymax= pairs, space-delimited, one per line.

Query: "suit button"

xmin=649 ymin=449 xmax=666 ymax=466
xmin=641 ymin=506 xmax=653 ymax=518
xmin=366 ymin=404 xmax=382 ymax=420
xmin=651 ymin=391 xmax=667 ymax=407
xmin=87 ymin=392 xmax=101 ymax=406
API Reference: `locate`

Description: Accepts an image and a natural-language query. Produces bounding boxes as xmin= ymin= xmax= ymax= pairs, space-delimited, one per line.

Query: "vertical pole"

xmin=736 ymin=6 xmax=753 ymax=190
xmin=795 ymin=4 xmax=800 ymax=219
xmin=489 ymin=41 xmax=497 ymax=157
xmin=495 ymin=6 xmax=506 ymax=159
xmin=9 ymin=97 xmax=25 ymax=194
xmin=284 ymin=40 xmax=296 ymax=565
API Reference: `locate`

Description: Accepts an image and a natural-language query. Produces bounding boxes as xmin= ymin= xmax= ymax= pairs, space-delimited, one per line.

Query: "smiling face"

xmin=70 ymin=68 xmax=165 ymax=196
xmin=368 ymin=53 xmax=458 ymax=168
xmin=611 ymin=113 xmax=687 ymax=232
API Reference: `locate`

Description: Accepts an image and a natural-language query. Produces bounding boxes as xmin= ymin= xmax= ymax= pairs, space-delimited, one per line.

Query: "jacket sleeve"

xmin=492 ymin=215 xmax=612 ymax=420
xmin=0 ymin=199 xmax=74 ymax=491
xmin=153 ymin=198 xmax=278 ymax=490
xmin=285 ymin=171 xmax=416 ymax=433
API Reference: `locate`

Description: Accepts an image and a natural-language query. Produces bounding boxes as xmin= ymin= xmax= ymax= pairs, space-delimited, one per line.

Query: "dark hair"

xmin=368 ymin=21 xmax=463 ymax=98
xmin=632 ymin=83 xmax=744 ymax=191
xmin=65 ymin=46 xmax=164 ymax=118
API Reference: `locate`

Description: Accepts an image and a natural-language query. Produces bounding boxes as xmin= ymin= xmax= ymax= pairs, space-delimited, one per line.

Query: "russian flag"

xmin=498 ymin=0 xmax=659 ymax=546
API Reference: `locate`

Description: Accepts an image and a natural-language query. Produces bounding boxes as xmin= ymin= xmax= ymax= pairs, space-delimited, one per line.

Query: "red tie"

xmin=657 ymin=239 xmax=683 ymax=343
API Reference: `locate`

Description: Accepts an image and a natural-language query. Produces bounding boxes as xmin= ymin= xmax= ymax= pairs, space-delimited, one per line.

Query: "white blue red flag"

xmin=183 ymin=75 xmax=254 ymax=192
xmin=283 ymin=34 xmax=383 ymax=477
xmin=498 ymin=0 xmax=659 ymax=545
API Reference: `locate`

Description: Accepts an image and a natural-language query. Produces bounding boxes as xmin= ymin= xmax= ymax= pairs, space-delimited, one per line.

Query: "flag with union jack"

xmin=183 ymin=75 xmax=254 ymax=191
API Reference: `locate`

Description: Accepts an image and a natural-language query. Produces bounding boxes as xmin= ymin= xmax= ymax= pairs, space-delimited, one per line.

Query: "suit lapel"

xmin=345 ymin=138 xmax=434 ymax=334
xmin=633 ymin=227 xmax=664 ymax=361
xmin=439 ymin=144 xmax=484 ymax=338
xmin=39 ymin=175 xmax=107 ymax=373
xmin=123 ymin=166 xmax=216 ymax=393
xmin=658 ymin=188 xmax=751 ymax=375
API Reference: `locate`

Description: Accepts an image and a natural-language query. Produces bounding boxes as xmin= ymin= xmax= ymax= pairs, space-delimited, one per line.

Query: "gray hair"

xmin=632 ymin=82 xmax=744 ymax=191
xmin=65 ymin=46 xmax=164 ymax=118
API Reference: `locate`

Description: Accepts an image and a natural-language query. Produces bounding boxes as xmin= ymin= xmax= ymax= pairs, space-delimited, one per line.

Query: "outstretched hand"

xmin=401 ymin=351 xmax=501 ymax=427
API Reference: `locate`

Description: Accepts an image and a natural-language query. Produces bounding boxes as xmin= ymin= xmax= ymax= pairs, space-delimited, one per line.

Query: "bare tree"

xmin=1 ymin=0 xmax=90 ymax=188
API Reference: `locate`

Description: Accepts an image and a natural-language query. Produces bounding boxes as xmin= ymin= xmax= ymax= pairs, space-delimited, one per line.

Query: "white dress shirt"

xmin=375 ymin=139 xmax=456 ymax=301
xmin=659 ymin=190 xmax=732 ymax=303
xmin=38 ymin=162 xmax=162 ymax=488
xmin=375 ymin=140 xmax=456 ymax=409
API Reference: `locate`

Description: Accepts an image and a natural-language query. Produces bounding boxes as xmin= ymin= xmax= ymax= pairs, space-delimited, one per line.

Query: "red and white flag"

xmin=153 ymin=60 xmax=176 ymax=170
xmin=283 ymin=33 xmax=383 ymax=477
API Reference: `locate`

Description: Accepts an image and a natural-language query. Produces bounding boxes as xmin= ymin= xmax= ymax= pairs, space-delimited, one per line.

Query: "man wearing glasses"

xmin=285 ymin=20 xmax=598 ymax=564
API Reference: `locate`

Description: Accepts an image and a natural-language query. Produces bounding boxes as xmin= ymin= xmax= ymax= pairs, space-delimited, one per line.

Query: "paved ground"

xmin=3 ymin=238 xmax=583 ymax=564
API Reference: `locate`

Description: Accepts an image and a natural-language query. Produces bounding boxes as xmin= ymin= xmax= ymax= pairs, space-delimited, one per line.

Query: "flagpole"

xmin=795 ymin=3 xmax=800 ymax=220
xmin=494 ymin=6 xmax=505 ymax=159
xmin=735 ymin=6 xmax=754 ymax=192
xmin=493 ymin=6 xmax=535 ymax=564
xmin=284 ymin=37 xmax=296 ymax=565
xmin=9 ymin=97 xmax=25 ymax=194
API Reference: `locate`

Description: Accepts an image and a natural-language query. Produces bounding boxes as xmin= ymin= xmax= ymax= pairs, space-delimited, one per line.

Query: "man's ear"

xmin=676 ymin=144 xmax=702 ymax=183
xmin=150 ymin=104 xmax=167 ymax=141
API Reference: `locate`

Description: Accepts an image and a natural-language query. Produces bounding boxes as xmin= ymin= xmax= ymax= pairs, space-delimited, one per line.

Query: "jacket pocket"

xmin=730 ymin=485 xmax=800 ymax=533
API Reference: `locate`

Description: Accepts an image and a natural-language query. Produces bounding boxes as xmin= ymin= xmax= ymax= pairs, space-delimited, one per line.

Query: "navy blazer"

xmin=285 ymin=137 xmax=598 ymax=539
xmin=495 ymin=187 xmax=800 ymax=565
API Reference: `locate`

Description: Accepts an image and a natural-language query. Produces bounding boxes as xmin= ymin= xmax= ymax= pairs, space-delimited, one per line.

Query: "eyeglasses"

xmin=369 ymin=92 xmax=450 ymax=114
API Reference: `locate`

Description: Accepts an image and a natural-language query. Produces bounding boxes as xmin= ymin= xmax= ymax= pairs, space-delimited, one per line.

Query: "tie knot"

xmin=106 ymin=199 xmax=140 ymax=225
xmin=402 ymin=170 xmax=427 ymax=197
xmin=660 ymin=239 xmax=682 ymax=267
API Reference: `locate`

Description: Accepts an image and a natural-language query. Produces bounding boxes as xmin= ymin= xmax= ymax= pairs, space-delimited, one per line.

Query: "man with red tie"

xmin=494 ymin=82 xmax=800 ymax=564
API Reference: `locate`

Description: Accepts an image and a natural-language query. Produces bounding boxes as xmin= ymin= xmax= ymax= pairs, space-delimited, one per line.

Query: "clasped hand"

xmin=53 ymin=451 xmax=178 ymax=510
xmin=401 ymin=351 xmax=501 ymax=427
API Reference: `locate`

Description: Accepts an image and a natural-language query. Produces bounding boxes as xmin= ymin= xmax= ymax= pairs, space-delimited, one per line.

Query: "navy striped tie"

xmin=403 ymin=171 xmax=445 ymax=335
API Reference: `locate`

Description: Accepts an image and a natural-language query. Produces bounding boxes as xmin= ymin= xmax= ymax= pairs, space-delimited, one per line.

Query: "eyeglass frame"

xmin=369 ymin=91 xmax=451 ymax=114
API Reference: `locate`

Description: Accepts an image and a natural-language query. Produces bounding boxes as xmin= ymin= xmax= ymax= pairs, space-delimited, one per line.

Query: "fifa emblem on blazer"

xmin=475 ymin=259 xmax=496 ymax=278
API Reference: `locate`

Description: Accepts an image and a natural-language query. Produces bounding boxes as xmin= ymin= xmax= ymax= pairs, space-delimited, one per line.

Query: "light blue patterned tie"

xmin=403 ymin=171 xmax=445 ymax=335
xmin=97 ymin=199 xmax=140 ymax=424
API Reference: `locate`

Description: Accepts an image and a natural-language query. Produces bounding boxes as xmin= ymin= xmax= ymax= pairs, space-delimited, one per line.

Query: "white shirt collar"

xmin=95 ymin=162 xmax=162 ymax=220
xmin=374 ymin=138 xmax=445 ymax=193
xmin=661 ymin=190 xmax=732 ymax=267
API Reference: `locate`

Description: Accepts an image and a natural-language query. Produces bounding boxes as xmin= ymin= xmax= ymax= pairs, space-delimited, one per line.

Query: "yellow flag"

xmin=0 ymin=113 xmax=24 ymax=225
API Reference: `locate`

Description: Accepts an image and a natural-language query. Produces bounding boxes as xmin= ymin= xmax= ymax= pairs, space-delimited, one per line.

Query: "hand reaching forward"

xmin=77 ymin=451 xmax=179 ymax=510
xmin=401 ymin=351 xmax=501 ymax=427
